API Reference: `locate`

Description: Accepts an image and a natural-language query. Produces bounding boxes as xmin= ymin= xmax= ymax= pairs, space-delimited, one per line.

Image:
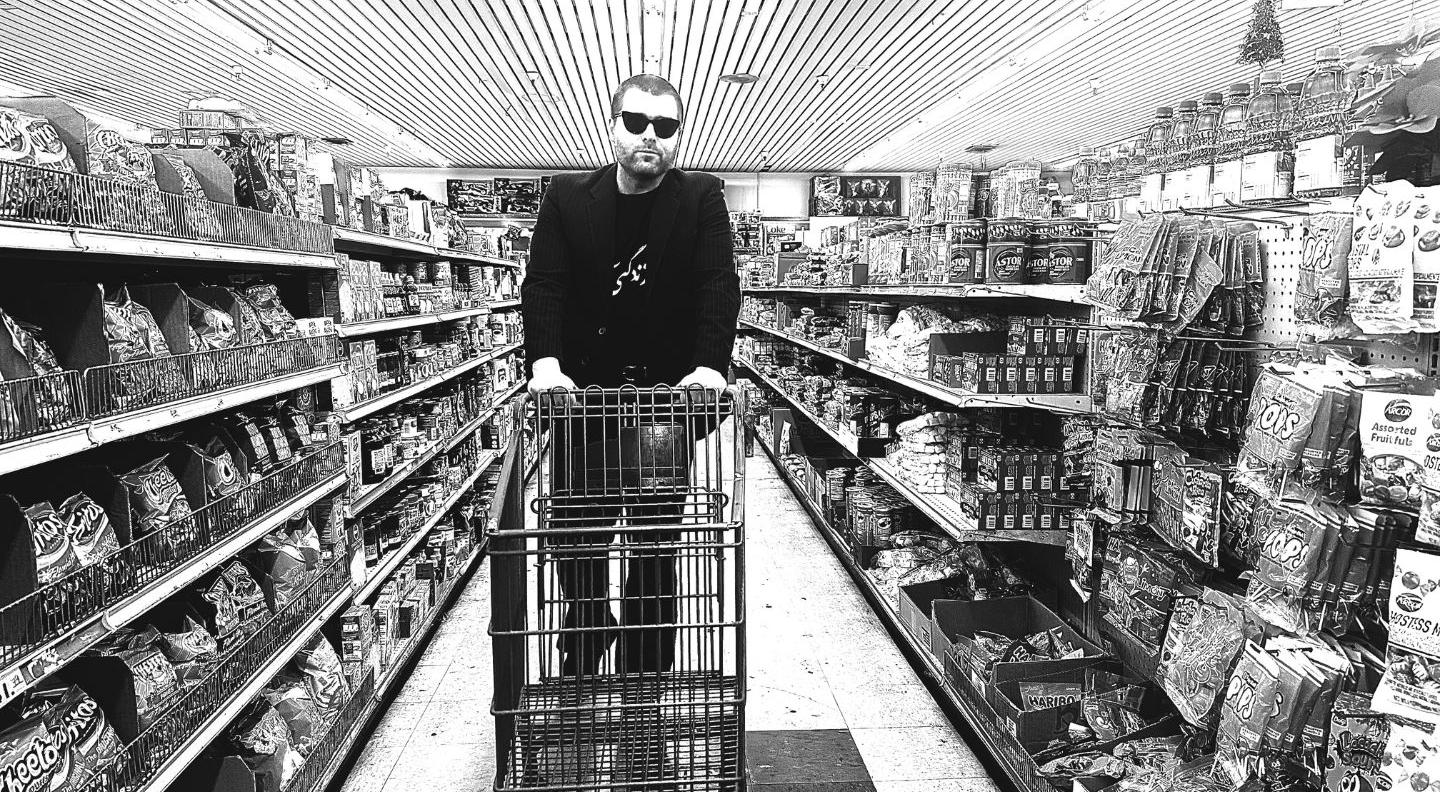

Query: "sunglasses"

xmin=615 ymin=111 xmax=681 ymax=139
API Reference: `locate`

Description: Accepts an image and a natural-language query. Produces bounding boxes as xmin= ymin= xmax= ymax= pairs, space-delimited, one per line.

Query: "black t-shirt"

xmin=611 ymin=188 xmax=657 ymax=356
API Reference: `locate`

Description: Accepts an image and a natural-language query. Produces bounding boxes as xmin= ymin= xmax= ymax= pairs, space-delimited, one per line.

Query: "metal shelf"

xmin=136 ymin=577 xmax=356 ymax=792
xmin=489 ymin=297 xmax=521 ymax=309
xmin=745 ymin=283 xmax=1088 ymax=304
xmin=352 ymin=459 xmax=495 ymax=603
xmin=336 ymin=307 xmax=489 ymax=338
xmin=339 ymin=343 xmax=521 ymax=423
xmin=373 ymin=545 xmax=479 ymax=699
xmin=0 ymin=362 xmax=344 ymax=478
xmin=0 ymin=471 xmax=347 ymax=708
xmin=346 ymin=381 xmax=523 ymax=516
xmin=754 ymin=436 xmax=1050 ymax=792
xmin=331 ymin=227 xmax=523 ymax=269
xmin=739 ymin=357 xmax=1065 ymax=547
xmin=0 ymin=220 xmax=338 ymax=269
xmin=738 ymin=320 xmax=1093 ymax=413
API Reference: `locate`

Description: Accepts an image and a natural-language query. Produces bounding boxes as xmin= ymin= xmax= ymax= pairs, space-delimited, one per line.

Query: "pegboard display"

xmin=1254 ymin=205 xmax=1440 ymax=375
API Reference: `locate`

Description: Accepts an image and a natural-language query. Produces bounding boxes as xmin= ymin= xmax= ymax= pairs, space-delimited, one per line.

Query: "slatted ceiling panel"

xmin=0 ymin=0 xmax=416 ymax=165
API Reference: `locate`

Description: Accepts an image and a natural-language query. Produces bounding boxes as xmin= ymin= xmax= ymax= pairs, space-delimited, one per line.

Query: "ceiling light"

xmin=965 ymin=143 xmax=999 ymax=154
xmin=849 ymin=61 xmax=870 ymax=72
xmin=525 ymin=70 xmax=541 ymax=81
xmin=719 ymin=73 xmax=759 ymax=85
xmin=1089 ymin=77 xmax=1101 ymax=95
xmin=321 ymin=136 xmax=354 ymax=145
xmin=229 ymin=64 xmax=245 ymax=78
xmin=739 ymin=8 xmax=760 ymax=17
xmin=815 ymin=74 xmax=830 ymax=87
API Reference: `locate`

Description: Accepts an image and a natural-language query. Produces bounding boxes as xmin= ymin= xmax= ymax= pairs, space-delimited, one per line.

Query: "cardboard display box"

xmin=931 ymin=595 xmax=1109 ymax=694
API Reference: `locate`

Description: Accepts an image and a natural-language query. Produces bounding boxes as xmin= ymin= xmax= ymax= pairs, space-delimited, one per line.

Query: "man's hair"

xmin=609 ymin=74 xmax=684 ymax=122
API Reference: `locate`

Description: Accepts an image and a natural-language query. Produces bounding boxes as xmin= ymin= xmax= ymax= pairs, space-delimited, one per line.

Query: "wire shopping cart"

xmin=490 ymin=386 xmax=747 ymax=792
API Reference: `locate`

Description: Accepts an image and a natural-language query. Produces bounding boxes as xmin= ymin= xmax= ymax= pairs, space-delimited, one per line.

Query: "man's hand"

xmin=677 ymin=366 xmax=727 ymax=390
xmin=528 ymin=357 xmax=577 ymax=403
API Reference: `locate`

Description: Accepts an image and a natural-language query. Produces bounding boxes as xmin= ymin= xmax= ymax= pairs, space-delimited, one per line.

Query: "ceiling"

xmin=0 ymin=0 xmax=1436 ymax=173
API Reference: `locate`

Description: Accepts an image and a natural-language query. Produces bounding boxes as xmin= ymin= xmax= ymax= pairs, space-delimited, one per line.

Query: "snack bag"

xmin=294 ymin=635 xmax=350 ymax=717
xmin=1360 ymin=391 xmax=1440 ymax=509
xmin=119 ymin=456 xmax=195 ymax=552
xmin=156 ymin=615 xmax=219 ymax=691
xmin=1381 ymin=721 xmax=1440 ymax=792
xmin=261 ymin=677 xmax=321 ymax=756
xmin=1156 ymin=588 xmax=1246 ymax=727
xmin=1240 ymin=369 xmax=1323 ymax=480
xmin=57 ymin=492 xmax=119 ymax=568
xmin=192 ymin=436 xmax=245 ymax=505
xmin=1327 ymin=693 xmax=1390 ymax=792
xmin=227 ymin=700 xmax=300 ymax=792
xmin=242 ymin=283 xmax=299 ymax=340
xmin=1415 ymin=188 xmax=1440 ymax=332
xmin=187 ymin=295 xmax=237 ymax=352
xmin=1350 ymin=182 xmax=1419 ymax=334
xmin=23 ymin=501 xmax=80 ymax=587
xmin=1296 ymin=212 xmax=1353 ymax=333
xmin=1 ymin=310 xmax=74 ymax=429
xmin=250 ymin=527 xmax=312 ymax=611
xmin=1215 ymin=642 xmax=1280 ymax=787
xmin=1019 ymin=682 xmax=1083 ymax=710
xmin=19 ymin=685 xmax=124 ymax=784
xmin=1374 ymin=549 xmax=1440 ymax=723
xmin=90 ymin=627 xmax=181 ymax=731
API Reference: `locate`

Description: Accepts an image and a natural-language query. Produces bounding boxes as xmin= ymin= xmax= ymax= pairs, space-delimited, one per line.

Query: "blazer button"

xmin=597 ymin=327 xmax=607 ymax=335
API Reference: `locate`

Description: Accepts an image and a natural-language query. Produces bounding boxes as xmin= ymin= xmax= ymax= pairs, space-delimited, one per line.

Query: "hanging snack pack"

xmin=1374 ymin=549 xmax=1440 ymax=722
xmin=261 ymin=677 xmax=321 ymax=756
xmin=193 ymin=436 xmax=246 ymax=505
xmin=1349 ymin=183 xmax=1418 ymax=334
xmin=88 ymin=627 xmax=181 ymax=731
xmin=226 ymin=700 xmax=300 ymax=792
xmin=1239 ymin=369 xmax=1324 ymax=480
xmin=0 ymin=310 xmax=74 ymax=431
xmin=1295 ymin=212 xmax=1353 ymax=334
xmin=1215 ymin=642 xmax=1281 ymax=787
xmin=187 ymin=295 xmax=237 ymax=352
xmin=294 ymin=635 xmax=350 ymax=717
xmin=1414 ymin=187 xmax=1440 ymax=333
xmin=58 ymin=491 xmax=119 ymax=568
xmin=1326 ymin=693 xmax=1390 ymax=792
xmin=1155 ymin=588 xmax=1246 ymax=727
xmin=119 ymin=456 xmax=195 ymax=557
xmin=1359 ymin=391 xmax=1438 ymax=509
xmin=1381 ymin=720 xmax=1440 ymax=792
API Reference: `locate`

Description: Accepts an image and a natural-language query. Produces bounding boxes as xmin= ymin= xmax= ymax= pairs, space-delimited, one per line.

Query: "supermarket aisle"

xmin=338 ymin=453 xmax=996 ymax=792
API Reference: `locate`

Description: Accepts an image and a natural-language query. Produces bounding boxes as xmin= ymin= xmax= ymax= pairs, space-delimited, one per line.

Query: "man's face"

xmin=610 ymin=88 xmax=681 ymax=179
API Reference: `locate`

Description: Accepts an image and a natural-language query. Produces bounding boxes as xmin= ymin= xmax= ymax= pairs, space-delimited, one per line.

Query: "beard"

xmin=619 ymin=146 xmax=670 ymax=179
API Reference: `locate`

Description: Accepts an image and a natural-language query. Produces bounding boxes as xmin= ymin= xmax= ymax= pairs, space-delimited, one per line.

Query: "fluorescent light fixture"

xmin=181 ymin=0 xmax=453 ymax=166
xmin=719 ymin=73 xmax=759 ymax=85
xmin=844 ymin=0 xmax=1137 ymax=170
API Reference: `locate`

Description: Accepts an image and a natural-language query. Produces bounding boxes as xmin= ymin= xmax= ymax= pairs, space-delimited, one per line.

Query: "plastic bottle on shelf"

xmin=1126 ymin=141 xmax=1149 ymax=200
xmin=1071 ymin=147 xmax=1098 ymax=204
xmin=1140 ymin=107 xmax=1174 ymax=211
xmin=1294 ymin=46 xmax=1359 ymax=198
xmin=1092 ymin=147 xmax=1113 ymax=203
xmin=1185 ymin=92 xmax=1225 ymax=208
xmin=1163 ymin=100 xmax=1199 ymax=209
xmin=1241 ymin=70 xmax=1296 ymax=200
xmin=1211 ymin=82 xmax=1252 ymax=206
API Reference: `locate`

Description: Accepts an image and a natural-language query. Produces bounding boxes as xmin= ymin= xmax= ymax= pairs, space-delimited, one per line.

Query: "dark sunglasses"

xmin=616 ymin=111 xmax=681 ymax=139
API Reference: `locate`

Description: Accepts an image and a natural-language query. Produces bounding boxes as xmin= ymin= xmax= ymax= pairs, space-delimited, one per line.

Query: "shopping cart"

xmin=490 ymin=385 xmax=747 ymax=792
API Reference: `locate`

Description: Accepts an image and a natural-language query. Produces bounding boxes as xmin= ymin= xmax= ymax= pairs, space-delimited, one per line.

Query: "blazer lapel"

xmin=647 ymin=171 xmax=680 ymax=277
xmin=586 ymin=164 xmax=617 ymax=285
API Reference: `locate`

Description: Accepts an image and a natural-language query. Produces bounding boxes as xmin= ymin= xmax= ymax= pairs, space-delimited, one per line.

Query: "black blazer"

xmin=521 ymin=164 xmax=740 ymax=387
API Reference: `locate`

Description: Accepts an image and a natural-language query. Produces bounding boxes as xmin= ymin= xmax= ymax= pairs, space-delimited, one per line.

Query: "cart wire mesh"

xmin=491 ymin=386 xmax=746 ymax=792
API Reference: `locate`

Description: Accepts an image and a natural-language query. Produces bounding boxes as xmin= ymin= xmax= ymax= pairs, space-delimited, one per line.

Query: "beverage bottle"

xmin=1092 ymin=147 xmax=1113 ymax=203
xmin=1187 ymin=92 xmax=1224 ymax=207
xmin=1072 ymin=146 xmax=1098 ymax=203
xmin=1141 ymin=107 xmax=1174 ymax=211
xmin=1111 ymin=144 xmax=1132 ymax=195
xmin=1164 ymin=100 xmax=1199 ymax=208
xmin=1294 ymin=46 xmax=1356 ymax=197
xmin=1241 ymin=70 xmax=1295 ymax=200
xmin=1211 ymin=82 xmax=1252 ymax=205
xmin=1127 ymin=141 xmax=1149 ymax=199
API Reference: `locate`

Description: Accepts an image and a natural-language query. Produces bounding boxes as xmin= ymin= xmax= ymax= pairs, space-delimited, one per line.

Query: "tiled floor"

xmin=338 ymin=455 xmax=998 ymax=792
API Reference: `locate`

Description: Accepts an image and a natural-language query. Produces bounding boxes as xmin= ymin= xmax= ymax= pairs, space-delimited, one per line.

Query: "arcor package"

xmin=1359 ymin=391 xmax=1439 ymax=509
xmin=1374 ymin=549 xmax=1440 ymax=723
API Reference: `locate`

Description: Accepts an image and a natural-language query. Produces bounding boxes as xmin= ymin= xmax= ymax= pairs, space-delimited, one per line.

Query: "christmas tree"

xmin=1238 ymin=0 xmax=1285 ymax=66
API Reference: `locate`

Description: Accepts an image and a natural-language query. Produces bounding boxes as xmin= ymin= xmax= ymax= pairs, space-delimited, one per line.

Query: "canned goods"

xmin=946 ymin=220 xmax=987 ymax=283
xmin=984 ymin=219 xmax=1030 ymax=284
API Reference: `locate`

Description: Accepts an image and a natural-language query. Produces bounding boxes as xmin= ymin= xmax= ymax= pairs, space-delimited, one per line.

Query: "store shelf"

xmin=0 ymin=469 xmax=347 ymax=708
xmin=347 ymin=381 xmax=523 ymax=516
xmin=331 ymin=228 xmax=523 ymax=269
xmin=739 ymin=357 xmax=1064 ymax=547
xmin=489 ymin=297 xmax=521 ymax=309
xmin=754 ymin=435 xmax=1048 ymax=792
xmin=738 ymin=320 xmax=1093 ymax=413
xmin=745 ymin=283 xmax=1089 ymax=304
xmin=0 ymin=361 xmax=344 ymax=478
xmin=137 ymin=577 xmax=356 ymax=792
xmin=339 ymin=342 xmax=521 ymax=423
xmin=374 ymin=544 xmax=481 ymax=699
xmin=0 ymin=220 xmax=338 ymax=269
xmin=352 ymin=459 xmax=495 ymax=603
xmin=336 ymin=307 xmax=488 ymax=337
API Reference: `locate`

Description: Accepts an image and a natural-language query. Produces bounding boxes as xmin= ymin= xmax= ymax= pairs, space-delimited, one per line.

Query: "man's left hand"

xmin=677 ymin=366 xmax=727 ymax=390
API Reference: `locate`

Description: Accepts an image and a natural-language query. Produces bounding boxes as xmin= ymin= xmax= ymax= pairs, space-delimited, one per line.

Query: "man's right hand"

xmin=527 ymin=357 xmax=577 ymax=402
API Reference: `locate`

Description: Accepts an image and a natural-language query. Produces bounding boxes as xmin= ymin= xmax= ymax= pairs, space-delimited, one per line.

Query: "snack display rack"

xmin=0 ymin=131 xmax=525 ymax=792
xmin=746 ymin=283 xmax=1089 ymax=305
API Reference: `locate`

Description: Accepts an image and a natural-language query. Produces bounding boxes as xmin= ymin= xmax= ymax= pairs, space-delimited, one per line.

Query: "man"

xmin=520 ymin=74 xmax=740 ymax=782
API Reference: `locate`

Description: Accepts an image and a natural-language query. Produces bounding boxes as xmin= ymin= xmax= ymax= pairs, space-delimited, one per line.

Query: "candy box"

xmin=931 ymin=596 xmax=1109 ymax=693
xmin=989 ymin=667 xmax=1094 ymax=751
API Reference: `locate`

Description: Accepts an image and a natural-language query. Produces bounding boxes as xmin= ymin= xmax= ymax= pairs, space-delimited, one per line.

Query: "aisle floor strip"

xmin=738 ymin=356 xmax=1066 ymax=547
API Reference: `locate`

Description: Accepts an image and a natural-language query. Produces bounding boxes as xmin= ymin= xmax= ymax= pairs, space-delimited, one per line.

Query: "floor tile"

xmin=410 ymin=698 xmax=494 ymax=745
xmin=394 ymin=662 xmax=450 ymax=703
xmin=382 ymin=742 xmax=493 ymax=792
xmin=367 ymin=701 xmax=428 ymax=748
xmin=748 ymin=730 xmax=873 ymax=785
xmin=850 ymin=727 xmax=988 ymax=781
xmin=829 ymin=681 xmax=951 ymax=730
xmin=338 ymin=741 xmax=405 ymax=792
